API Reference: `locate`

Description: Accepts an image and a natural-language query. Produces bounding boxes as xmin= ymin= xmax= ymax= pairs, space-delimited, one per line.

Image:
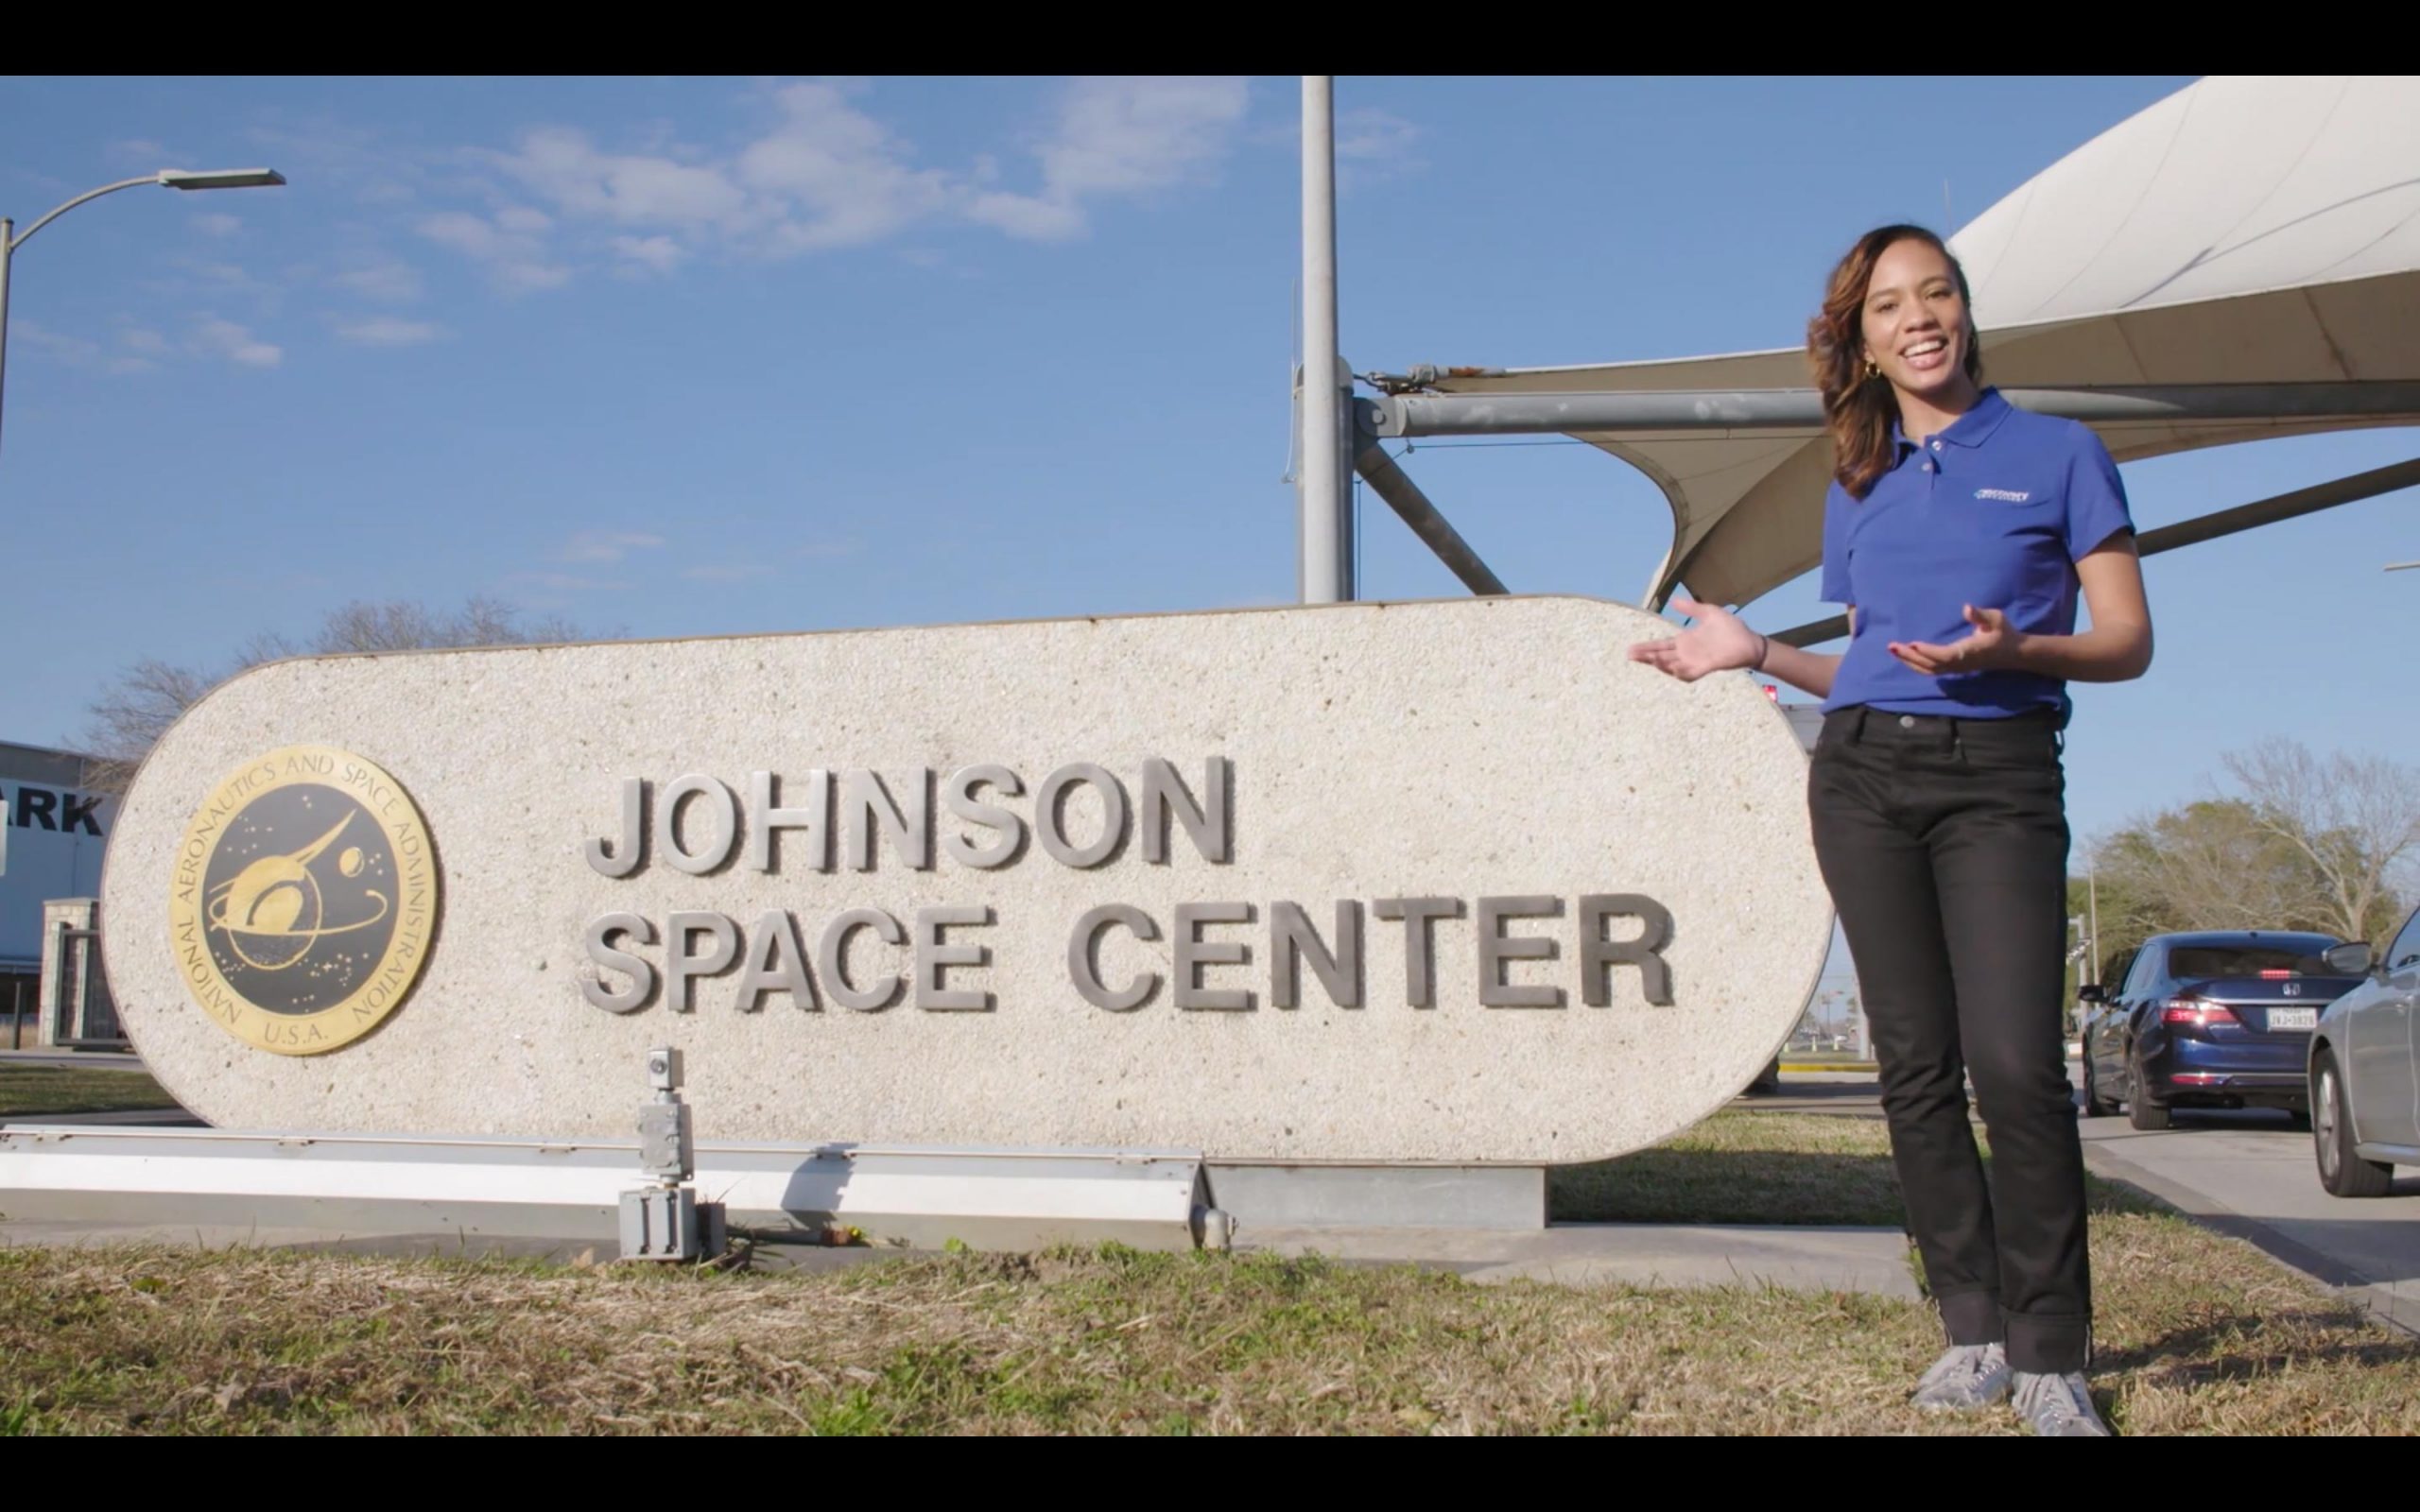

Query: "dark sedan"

xmin=2080 ymin=930 xmax=2362 ymax=1130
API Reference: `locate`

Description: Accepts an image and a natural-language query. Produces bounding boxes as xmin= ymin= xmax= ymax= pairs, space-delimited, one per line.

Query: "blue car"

xmin=2079 ymin=931 xmax=2362 ymax=1131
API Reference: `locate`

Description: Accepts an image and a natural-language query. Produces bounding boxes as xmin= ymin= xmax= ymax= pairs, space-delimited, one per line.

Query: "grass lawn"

xmin=1552 ymin=1110 xmax=1908 ymax=1225
xmin=0 ymin=1065 xmax=181 ymax=1119
xmin=3 ymin=1105 xmax=2413 ymax=1435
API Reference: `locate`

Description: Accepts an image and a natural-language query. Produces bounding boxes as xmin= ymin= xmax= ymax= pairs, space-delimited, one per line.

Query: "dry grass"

xmin=2 ymin=1202 xmax=2412 ymax=1435
xmin=3 ymin=1103 xmax=2412 ymax=1435
xmin=0 ymin=1065 xmax=180 ymax=1119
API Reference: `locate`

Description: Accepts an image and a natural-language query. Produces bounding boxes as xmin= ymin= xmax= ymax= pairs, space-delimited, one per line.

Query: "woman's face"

xmin=1860 ymin=237 xmax=1972 ymax=402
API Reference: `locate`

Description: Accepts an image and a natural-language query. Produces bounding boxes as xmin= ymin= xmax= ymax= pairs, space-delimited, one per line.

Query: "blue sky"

xmin=2 ymin=75 xmax=2411 ymax=899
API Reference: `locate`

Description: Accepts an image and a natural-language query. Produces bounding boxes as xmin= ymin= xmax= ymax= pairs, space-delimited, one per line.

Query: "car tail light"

xmin=2258 ymin=969 xmax=2293 ymax=979
xmin=2161 ymin=999 xmax=2238 ymax=1031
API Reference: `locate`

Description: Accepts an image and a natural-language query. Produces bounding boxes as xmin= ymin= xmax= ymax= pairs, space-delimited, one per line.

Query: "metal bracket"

xmin=620 ymin=1046 xmax=720 ymax=1263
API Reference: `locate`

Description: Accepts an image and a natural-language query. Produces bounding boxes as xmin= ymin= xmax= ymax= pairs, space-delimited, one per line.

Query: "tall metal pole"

xmin=1 ymin=171 xmax=285 ymax=464
xmin=1298 ymin=77 xmax=1352 ymax=603
xmin=0 ymin=218 xmax=16 ymax=462
xmin=2087 ymin=869 xmax=2100 ymax=985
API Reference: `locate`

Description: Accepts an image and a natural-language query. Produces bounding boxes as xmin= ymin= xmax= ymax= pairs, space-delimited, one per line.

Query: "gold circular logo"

xmin=167 ymin=746 xmax=437 ymax=1056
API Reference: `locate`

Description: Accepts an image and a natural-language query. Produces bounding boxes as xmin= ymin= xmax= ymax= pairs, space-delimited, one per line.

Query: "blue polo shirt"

xmin=1819 ymin=387 xmax=2135 ymax=719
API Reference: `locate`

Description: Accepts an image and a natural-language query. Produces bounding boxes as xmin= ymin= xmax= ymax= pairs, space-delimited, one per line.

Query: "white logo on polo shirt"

xmin=1974 ymin=488 xmax=2031 ymax=502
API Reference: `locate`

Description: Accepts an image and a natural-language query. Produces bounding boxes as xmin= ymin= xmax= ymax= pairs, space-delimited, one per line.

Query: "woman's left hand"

xmin=1889 ymin=605 xmax=2027 ymax=676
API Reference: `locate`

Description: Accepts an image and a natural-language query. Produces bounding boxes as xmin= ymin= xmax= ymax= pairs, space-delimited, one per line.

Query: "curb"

xmin=2079 ymin=1139 xmax=2419 ymax=1340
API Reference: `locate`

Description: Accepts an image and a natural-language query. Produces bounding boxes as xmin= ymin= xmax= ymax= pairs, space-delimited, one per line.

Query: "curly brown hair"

xmin=1807 ymin=225 xmax=1984 ymax=499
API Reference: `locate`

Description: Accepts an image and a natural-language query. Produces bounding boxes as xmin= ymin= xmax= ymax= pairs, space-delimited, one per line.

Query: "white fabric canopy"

xmin=1431 ymin=75 xmax=2420 ymax=608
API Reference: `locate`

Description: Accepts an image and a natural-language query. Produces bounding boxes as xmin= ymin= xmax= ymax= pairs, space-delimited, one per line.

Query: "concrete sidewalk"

xmin=0 ymin=1210 xmax=1922 ymax=1297
xmin=2078 ymin=1108 xmax=2420 ymax=1336
xmin=1755 ymin=1061 xmax=2420 ymax=1336
xmin=0 ymin=1049 xmax=146 ymax=1070
xmin=1238 ymin=1221 xmax=1919 ymax=1296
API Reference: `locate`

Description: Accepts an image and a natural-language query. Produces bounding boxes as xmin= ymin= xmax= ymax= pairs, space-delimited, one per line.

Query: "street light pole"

xmin=1297 ymin=77 xmax=1352 ymax=604
xmin=0 ymin=167 xmax=285 ymax=460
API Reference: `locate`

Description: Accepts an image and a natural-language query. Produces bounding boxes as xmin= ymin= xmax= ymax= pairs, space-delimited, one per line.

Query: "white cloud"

xmin=121 ymin=326 xmax=171 ymax=356
xmin=682 ymin=563 xmax=773 ymax=581
xmin=417 ymin=209 xmax=570 ymax=292
xmin=1336 ymin=107 xmax=1424 ymax=187
xmin=192 ymin=316 xmax=282 ymax=368
xmin=968 ymin=77 xmax=1250 ymax=241
xmin=334 ymin=258 xmax=424 ymax=301
xmin=964 ymin=190 xmax=1084 ymax=242
xmin=192 ymin=212 xmax=244 ymax=238
xmin=15 ymin=319 xmax=157 ymax=376
xmin=438 ymin=77 xmax=1252 ymax=281
xmin=337 ymin=317 xmax=444 ymax=346
xmin=110 ymin=138 xmax=170 ymax=164
xmin=612 ymin=234 xmax=685 ymax=274
xmin=509 ymin=571 xmax=625 ymax=593
xmin=1338 ymin=108 xmax=1419 ymax=163
xmin=739 ymin=82 xmax=956 ymax=251
xmin=500 ymin=126 xmax=752 ymax=229
xmin=559 ymin=530 xmax=666 ymax=564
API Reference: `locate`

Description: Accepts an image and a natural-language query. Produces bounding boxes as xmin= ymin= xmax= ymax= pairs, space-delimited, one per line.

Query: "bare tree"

xmin=2091 ymin=799 xmax=2331 ymax=936
xmin=79 ymin=597 xmax=589 ymax=793
xmin=2223 ymin=737 xmax=2420 ymax=944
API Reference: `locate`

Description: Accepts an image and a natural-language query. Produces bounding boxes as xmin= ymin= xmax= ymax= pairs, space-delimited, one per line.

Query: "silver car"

xmin=2309 ymin=906 xmax=2420 ymax=1197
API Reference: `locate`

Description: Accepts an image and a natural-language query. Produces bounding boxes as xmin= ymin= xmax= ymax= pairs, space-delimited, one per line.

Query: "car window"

xmin=2167 ymin=944 xmax=2336 ymax=979
xmin=2391 ymin=909 xmax=2420 ymax=973
xmin=2122 ymin=947 xmax=2160 ymax=996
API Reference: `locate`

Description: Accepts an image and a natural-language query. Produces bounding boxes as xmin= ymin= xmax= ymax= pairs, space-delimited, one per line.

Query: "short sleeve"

xmin=2065 ymin=426 xmax=2135 ymax=561
xmin=1819 ymin=480 xmax=1854 ymax=605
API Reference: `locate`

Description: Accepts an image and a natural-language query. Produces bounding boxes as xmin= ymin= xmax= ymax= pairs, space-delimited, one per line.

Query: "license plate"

xmin=2268 ymin=1007 xmax=2318 ymax=1031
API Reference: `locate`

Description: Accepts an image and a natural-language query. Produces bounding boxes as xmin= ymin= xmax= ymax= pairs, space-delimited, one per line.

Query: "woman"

xmin=1629 ymin=224 xmax=2152 ymax=1437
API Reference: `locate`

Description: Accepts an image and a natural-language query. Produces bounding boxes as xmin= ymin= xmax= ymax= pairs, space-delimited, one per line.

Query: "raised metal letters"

xmin=1069 ymin=904 xmax=1160 ymax=1012
xmin=1036 ymin=764 xmax=1128 ymax=869
xmin=658 ymin=775 xmax=739 ymax=877
xmin=749 ymin=769 xmax=831 ymax=873
xmin=582 ymin=912 xmax=657 ymax=1013
xmin=914 ymin=905 xmax=994 ymax=1012
xmin=1580 ymin=894 xmax=1676 ymax=1006
xmin=734 ymin=909 xmax=819 ymax=1012
xmin=1270 ymin=900 xmax=1360 ymax=1009
xmin=1478 ymin=896 xmax=1563 ymax=1008
xmin=1373 ymin=896 xmax=1461 ymax=1008
xmin=585 ymin=779 xmax=646 ymax=879
xmin=819 ymin=907 xmax=907 ymax=1012
xmin=1175 ymin=902 xmax=1253 ymax=1011
xmin=942 ymin=765 xmax=1027 ymax=870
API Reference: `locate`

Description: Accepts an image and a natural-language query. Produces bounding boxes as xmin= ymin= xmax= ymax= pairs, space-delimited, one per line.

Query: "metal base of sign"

xmin=1204 ymin=1161 xmax=1545 ymax=1231
xmin=0 ymin=1125 xmax=1219 ymax=1256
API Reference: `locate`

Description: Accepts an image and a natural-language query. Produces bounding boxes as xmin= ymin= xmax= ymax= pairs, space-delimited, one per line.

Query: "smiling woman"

xmin=1626 ymin=223 xmax=2155 ymax=1438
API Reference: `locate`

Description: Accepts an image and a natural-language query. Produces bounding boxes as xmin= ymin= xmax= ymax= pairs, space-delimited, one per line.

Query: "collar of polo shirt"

xmin=1889 ymin=386 xmax=2018 ymax=455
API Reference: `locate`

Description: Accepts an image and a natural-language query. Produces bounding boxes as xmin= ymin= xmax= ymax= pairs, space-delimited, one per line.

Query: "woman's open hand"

xmin=1627 ymin=596 xmax=1762 ymax=683
xmin=1889 ymin=605 xmax=2026 ymax=677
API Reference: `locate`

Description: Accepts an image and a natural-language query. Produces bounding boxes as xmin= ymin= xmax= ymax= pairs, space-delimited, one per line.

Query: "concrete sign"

xmin=102 ymin=597 xmax=1830 ymax=1162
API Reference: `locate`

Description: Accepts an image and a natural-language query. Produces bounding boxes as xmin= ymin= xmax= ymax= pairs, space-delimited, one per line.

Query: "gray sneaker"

xmin=1910 ymin=1343 xmax=2012 ymax=1410
xmin=2013 ymin=1371 xmax=2112 ymax=1436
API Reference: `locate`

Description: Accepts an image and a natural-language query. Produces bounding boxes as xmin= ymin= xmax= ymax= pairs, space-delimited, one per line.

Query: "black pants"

xmin=1808 ymin=704 xmax=2090 ymax=1375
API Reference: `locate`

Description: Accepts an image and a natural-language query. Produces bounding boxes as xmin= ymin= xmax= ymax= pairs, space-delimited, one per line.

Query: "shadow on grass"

xmin=1553 ymin=1115 xmax=2169 ymax=1229
xmin=1551 ymin=1148 xmax=1907 ymax=1227
xmin=2094 ymin=1314 xmax=2420 ymax=1383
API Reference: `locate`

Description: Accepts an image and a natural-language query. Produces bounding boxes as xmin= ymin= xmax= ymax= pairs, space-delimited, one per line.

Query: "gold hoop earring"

xmin=1863 ymin=357 xmax=1880 ymax=381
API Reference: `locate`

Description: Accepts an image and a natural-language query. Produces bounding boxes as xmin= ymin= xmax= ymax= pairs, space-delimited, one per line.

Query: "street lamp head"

xmin=156 ymin=168 xmax=285 ymax=191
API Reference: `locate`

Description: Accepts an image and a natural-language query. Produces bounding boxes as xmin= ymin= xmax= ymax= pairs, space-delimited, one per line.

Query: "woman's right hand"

xmin=1626 ymin=596 xmax=1764 ymax=683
